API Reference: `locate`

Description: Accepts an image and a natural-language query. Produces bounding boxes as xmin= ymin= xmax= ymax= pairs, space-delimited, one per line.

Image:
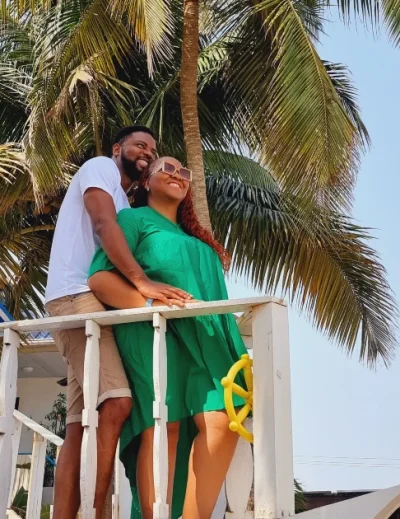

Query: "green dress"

xmin=89 ymin=206 xmax=247 ymax=519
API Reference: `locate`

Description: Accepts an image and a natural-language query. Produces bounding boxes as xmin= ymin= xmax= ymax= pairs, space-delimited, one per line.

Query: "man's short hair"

xmin=113 ymin=126 xmax=156 ymax=145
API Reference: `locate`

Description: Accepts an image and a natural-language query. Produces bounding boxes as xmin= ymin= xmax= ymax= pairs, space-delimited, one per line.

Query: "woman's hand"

xmin=152 ymin=297 xmax=200 ymax=309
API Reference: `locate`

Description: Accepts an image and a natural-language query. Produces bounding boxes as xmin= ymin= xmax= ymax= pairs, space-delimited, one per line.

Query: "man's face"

xmin=114 ymin=132 xmax=157 ymax=182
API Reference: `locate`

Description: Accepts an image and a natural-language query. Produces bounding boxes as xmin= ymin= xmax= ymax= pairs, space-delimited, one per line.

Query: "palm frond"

xmin=0 ymin=63 xmax=30 ymax=106
xmin=206 ymin=152 xmax=397 ymax=365
xmin=323 ymin=60 xmax=370 ymax=148
xmin=20 ymin=0 xmax=139 ymax=199
xmin=0 ymin=144 xmax=33 ymax=215
xmin=0 ymin=23 xmax=32 ymax=141
xmin=292 ymin=0 xmax=327 ymax=40
xmin=382 ymin=0 xmax=400 ymax=45
xmin=326 ymin=0 xmax=381 ymax=25
xmin=108 ymin=0 xmax=175 ymax=75
xmin=0 ymin=0 xmax=51 ymax=21
xmin=206 ymin=0 xmax=367 ymax=212
xmin=326 ymin=0 xmax=400 ymax=46
xmin=0 ymin=206 xmax=54 ymax=318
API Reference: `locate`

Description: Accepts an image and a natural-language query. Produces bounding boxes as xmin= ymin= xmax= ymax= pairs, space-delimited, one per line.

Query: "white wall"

xmin=17 ymin=378 xmax=66 ymax=453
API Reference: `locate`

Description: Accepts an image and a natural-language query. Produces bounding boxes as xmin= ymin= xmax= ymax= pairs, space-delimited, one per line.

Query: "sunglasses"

xmin=155 ymin=161 xmax=192 ymax=182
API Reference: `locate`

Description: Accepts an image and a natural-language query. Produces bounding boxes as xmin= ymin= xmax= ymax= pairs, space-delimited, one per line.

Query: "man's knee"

xmin=99 ymin=396 xmax=132 ymax=425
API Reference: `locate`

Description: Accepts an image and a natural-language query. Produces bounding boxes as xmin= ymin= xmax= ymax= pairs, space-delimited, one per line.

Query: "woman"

xmin=88 ymin=157 xmax=247 ymax=519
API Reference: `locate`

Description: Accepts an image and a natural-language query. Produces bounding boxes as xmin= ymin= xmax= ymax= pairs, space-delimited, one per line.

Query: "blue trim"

xmin=46 ymin=455 xmax=56 ymax=467
xmin=19 ymin=453 xmax=57 ymax=467
xmin=0 ymin=302 xmax=13 ymax=323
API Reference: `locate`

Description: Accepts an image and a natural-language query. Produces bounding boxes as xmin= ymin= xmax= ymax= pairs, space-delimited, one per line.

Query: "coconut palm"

xmin=0 ymin=0 xmax=397 ymax=365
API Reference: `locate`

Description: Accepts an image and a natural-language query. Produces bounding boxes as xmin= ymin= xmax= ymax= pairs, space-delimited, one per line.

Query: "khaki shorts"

xmin=46 ymin=292 xmax=131 ymax=425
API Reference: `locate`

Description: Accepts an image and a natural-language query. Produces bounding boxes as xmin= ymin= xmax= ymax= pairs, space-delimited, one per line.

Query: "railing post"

xmin=81 ymin=320 xmax=101 ymax=519
xmin=50 ymin=445 xmax=62 ymax=519
xmin=112 ymin=441 xmax=120 ymax=519
xmin=152 ymin=313 xmax=169 ymax=519
xmin=0 ymin=328 xmax=20 ymax=517
xmin=26 ymin=432 xmax=47 ymax=519
xmin=8 ymin=418 xmax=23 ymax=507
xmin=225 ymin=419 xmax=254 ymax=518
xmin=252 ymin=302 xmax=294 ymax=519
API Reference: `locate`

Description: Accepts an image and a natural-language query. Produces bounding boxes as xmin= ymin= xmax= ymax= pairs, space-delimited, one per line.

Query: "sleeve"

xmin=79 ymin=158 xmax=119 ymax=197
xmin=116 ymin=208 xmax=141 ymax=251
xmin=88 ymin=209 xmax=141 ymax=276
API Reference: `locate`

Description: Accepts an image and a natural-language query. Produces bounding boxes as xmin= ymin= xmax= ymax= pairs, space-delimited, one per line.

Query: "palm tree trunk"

xmin=181 ymin=0 xmax=212 ymax=231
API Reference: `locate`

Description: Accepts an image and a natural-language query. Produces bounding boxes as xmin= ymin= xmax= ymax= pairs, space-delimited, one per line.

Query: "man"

xmin=45 ymin=126 xmax=190 ymax=518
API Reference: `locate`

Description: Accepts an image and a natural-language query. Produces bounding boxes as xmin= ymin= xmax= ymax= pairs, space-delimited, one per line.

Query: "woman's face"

xmin=146 ymin=157 xmax=190 ymax=203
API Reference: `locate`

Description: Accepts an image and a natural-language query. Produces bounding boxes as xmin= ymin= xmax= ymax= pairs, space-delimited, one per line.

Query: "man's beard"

xmin=121 ymin=151 xmax=142 ymax=182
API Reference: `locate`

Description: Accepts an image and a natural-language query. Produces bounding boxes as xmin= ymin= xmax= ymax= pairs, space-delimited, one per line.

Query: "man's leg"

xmin=48 ymin=293 xmax=132 ymax=518
xmin=52 ymin=398 xmax=132 ymax=519
xmin=52 ymin=422 xmax=83 ymax=519
xmin=94 ymin=397 xmax=132 ymax=518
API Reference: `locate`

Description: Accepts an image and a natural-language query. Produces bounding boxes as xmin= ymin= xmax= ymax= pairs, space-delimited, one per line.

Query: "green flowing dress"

xmin=89 ymin=206 xmax=247 ymax=519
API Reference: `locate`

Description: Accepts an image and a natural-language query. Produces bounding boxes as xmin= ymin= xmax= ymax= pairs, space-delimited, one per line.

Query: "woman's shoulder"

xmin=116 ymin=207 xmax=158 ymax=234
xmin=117 ymin=206 xmax=152 ymax=219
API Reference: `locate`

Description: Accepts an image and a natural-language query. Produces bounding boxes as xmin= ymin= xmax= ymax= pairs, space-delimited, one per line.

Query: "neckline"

xmin=147 ymin=206 xmax=180 ymax=228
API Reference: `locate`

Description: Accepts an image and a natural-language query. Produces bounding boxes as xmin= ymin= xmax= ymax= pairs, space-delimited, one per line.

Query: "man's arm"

xmin=84 ymin=188 xmax=191 ymax=306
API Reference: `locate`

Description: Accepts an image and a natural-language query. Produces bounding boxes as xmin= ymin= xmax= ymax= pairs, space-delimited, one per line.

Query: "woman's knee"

xmin=195 ymin=411 xmax=232 ymax=436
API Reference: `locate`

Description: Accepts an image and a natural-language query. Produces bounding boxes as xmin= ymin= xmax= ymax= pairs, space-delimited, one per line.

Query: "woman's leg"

xmin=137 ymin=422 xmax=181 ymax=519
xmin=182 ymin=411 xmax=238 ymax=519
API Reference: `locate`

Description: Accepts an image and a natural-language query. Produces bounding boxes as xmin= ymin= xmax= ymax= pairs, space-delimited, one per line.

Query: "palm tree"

xmin=0 ymin=0 xmax=398 ymax=365
xmin=179 ymin=0 xmax=400 ymax=216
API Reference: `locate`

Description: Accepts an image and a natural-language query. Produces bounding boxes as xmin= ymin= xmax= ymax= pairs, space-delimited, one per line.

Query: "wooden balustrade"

xmin=1 ymin=329 xmax=20 ymax=518
xmin=0 ymin=297 xmax=294 ymax=519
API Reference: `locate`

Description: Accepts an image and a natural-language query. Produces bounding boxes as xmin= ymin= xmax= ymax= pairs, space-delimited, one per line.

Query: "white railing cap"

xmin=13 ymin=410 xmax=64 ymax=447
xmin=0 ymin=297 xmax=286 ymax=334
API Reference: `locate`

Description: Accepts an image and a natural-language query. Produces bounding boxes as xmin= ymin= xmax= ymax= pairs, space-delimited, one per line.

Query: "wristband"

xmin=145 ymin=298 xmax=154 ymax=307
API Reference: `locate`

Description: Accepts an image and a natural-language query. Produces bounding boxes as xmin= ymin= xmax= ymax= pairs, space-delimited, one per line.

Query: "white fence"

xmin=0 ymin=297 xmax=295 ymax=519
xmin=2 ymin=297 xmax=397 ymax=519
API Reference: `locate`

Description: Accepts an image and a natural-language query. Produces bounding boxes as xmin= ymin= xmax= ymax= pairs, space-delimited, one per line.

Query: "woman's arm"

xmin=84 ymin=190 xmax=191 ymax=305
xmin=89 ymin=271 xmax=190 ymax=309
xmin=89 ymin=271 xmax=146 ymax=309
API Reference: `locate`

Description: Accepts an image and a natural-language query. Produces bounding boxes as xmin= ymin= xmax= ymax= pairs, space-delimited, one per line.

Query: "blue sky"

xmin=227 ymin=15 xmax=400 ymax=492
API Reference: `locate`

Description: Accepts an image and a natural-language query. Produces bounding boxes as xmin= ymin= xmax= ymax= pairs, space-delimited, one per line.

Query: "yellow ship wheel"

xmin=221 ymin=353 xmax=254 ymax=443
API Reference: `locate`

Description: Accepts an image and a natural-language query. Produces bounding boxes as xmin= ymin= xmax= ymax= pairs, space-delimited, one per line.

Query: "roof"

xmin=1 ymin=302 xmax=52 ymax=340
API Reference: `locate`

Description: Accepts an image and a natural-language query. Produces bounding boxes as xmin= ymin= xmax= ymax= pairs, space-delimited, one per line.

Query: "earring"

xmin=145 ymin=186 xmax=150 ymax=192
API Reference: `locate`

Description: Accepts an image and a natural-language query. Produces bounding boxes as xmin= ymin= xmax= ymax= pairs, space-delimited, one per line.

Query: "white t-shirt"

xmin=45 ymin=157 xmax=130 ymax=303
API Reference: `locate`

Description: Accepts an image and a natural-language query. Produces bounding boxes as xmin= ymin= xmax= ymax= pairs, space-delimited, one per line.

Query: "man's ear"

xmin=112 ymin=143 xmax=121 ymax=157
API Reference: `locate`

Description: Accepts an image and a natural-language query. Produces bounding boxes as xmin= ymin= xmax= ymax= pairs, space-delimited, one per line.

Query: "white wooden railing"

xmin=7 ymin=411 xmax=63 ymax=518
xmin=0 ymin=297 xmax=295 ymax=519
xmin=1 ymin=297 xmax=399 ymax=519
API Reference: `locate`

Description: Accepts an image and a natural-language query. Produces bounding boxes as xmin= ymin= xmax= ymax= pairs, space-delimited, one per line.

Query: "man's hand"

xmin=134 ymin=277 xmax=193 ymax=307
